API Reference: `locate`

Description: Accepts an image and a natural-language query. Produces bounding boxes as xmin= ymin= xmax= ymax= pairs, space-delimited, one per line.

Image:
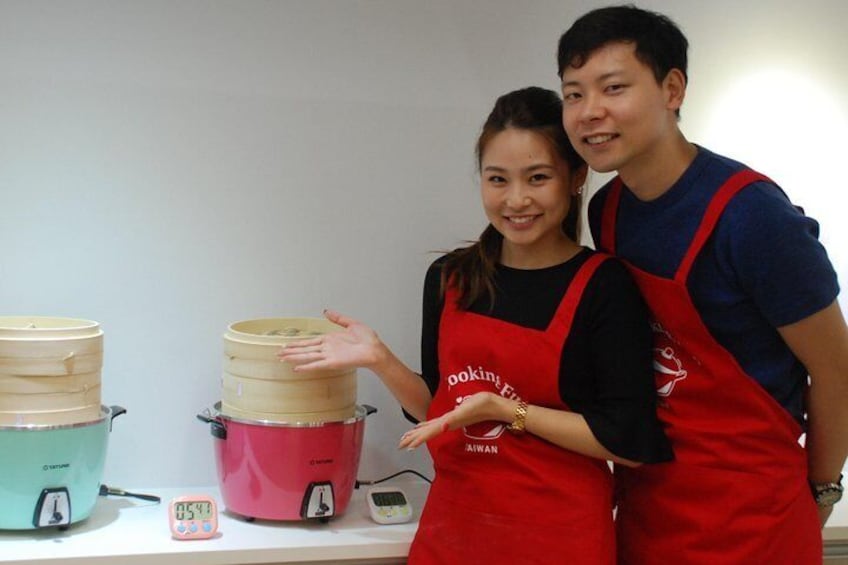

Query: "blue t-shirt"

xmin=588 ymin=146 xmax=839 ymax=424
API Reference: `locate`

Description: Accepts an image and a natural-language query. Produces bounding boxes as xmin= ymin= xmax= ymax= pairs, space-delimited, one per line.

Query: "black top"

xmin=418 ymin=247 xmax=673 ymax=463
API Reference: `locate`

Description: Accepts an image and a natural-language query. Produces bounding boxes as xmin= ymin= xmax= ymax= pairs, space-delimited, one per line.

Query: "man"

xmin=557 ymin=5 xmax=848 ymax=564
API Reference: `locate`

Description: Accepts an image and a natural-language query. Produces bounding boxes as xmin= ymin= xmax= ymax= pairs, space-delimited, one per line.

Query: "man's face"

xmin=560 ymin=41 xmax=680 ymax=180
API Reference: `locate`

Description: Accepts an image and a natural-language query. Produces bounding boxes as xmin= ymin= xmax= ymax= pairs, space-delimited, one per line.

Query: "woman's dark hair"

xmin=440 ymin=86 xmax=586 ymax=310
xmin=557 ymin=5 xmax=689 ymax=86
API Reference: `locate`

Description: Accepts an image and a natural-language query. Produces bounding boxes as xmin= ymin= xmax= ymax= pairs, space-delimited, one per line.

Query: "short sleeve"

xmin=419 ymin=258 xmax=444 ymax=397
xmin=717 ymin=182 xmax=839 ymax=328
xmin=403 ymin=257 xmax=445 ymax=424
xmin=571 ymin=259 xmax=673 ymax=463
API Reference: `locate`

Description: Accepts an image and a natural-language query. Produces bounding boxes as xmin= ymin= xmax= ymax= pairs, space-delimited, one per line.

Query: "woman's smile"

xmin=504 ymin=214 xmax=542 ymax=229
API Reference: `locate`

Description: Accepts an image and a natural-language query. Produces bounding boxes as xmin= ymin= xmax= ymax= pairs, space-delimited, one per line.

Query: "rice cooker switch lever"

xmin=301 ymin=482 xmax=335 ymax=520
xmin=33 ymin=488 xmax=71 ymax=528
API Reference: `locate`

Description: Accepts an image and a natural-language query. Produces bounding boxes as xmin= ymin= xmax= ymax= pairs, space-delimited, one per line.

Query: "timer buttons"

xmin=376 ymin=505 xmax=411 ymax=520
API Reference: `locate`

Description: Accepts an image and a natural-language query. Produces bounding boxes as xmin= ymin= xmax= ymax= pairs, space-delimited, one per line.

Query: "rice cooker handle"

xmin=196 ymin=409 xmax=227 ymax=440
xmin=196 ymin=411 xmax=215 ymax=424
xmin=109 ymin=405 xmax=127 ymax=431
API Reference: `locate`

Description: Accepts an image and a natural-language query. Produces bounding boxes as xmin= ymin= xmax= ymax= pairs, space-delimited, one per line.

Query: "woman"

xmin=279 ymin=86 xmax=671 ymax=564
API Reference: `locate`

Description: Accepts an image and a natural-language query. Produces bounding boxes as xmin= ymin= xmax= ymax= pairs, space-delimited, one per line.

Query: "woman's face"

xmin=480 ymin=128 xmax=583 ymax=267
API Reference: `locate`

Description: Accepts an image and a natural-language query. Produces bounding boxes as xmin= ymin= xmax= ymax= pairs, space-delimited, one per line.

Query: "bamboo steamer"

xmin=0 ymin=317 xmax=103 ymax=426
xmin=222 ymin=317 xmax=357 ymax=423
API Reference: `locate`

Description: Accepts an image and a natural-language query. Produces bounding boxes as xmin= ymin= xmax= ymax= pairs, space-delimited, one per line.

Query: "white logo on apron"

xmin=654 ymin=346 xmax=688 ymax=397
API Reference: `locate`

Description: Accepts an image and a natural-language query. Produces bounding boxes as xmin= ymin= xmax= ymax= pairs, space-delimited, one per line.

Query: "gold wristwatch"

xmin=506 ymin=400 xmax=528 ymax=435
xmin=811 ymin=474 xmax=844 ymax=507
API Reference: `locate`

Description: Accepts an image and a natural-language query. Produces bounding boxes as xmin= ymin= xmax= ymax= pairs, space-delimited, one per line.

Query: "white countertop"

xmin=3 ymin=479 xmax=848 ymax=563
xmin=0 ymin=480 xmax=430 ymax=565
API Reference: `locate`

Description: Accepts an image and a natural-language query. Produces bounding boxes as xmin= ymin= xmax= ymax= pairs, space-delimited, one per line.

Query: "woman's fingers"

xmin=399 ymin=431 xmax=424 ymax=450
xmin=398 ymin=418 xmax=451 ymax=449
xmin=277 ymin=352 xmax=325 ymax=369
xmin=277 ymin=337 xmax=324 ymax=359
xmin=277 ymin=337 xmax=323 ymax=356
xmin=277 ymin=336 xmax=327 ymax=367
xmin=283 ymin=336 xmax=323 ymax=347
xmin=279 ymin=343 xmax=324 ymax=355
xmin=323 ymin=309 xmax=357 ymax=329
xmin=288 ymin=359 xmax=331 ymax=371
xmin=279 ymin=349 xmax=323 ymax=361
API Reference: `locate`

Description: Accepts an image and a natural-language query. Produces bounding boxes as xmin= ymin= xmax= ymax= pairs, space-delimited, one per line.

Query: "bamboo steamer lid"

xmin=0 ymin=316 xmax=103 ymax=426
xmin=222 ymin=317 xmax=357 ymax=423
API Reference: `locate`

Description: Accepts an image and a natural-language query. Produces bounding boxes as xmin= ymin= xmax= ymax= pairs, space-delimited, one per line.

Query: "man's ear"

xmin=664 ymin=68 xmax=687 ymax=112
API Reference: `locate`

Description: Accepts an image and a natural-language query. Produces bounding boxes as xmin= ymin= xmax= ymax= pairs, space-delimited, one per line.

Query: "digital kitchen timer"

xmin=366 ymin=487 xmax=412 ymax=524
xmin=169 ymin=495 xmax=218 ymax=540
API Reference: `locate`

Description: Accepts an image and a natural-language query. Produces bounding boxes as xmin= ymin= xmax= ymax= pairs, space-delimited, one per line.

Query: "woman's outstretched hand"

xmin=399 ymin=392 xmax=508 ymax=449
xmin=276 ymin=309 xmax=386 ymax=372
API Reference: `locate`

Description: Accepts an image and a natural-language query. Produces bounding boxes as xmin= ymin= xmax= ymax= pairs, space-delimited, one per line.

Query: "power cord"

xmin=356 ymin=469 xmax=432 ymax=489
xmin=98 ymin=484 xmax=161 ymax=503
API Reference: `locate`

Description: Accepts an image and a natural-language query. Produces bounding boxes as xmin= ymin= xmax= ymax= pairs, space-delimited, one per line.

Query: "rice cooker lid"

xmin=0 ymin=405 xmax=116 ymax=431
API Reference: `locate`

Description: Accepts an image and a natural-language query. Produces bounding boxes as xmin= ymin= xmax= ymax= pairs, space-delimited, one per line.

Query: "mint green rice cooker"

xmin=0 ymin=405 xmax=124 ymax=529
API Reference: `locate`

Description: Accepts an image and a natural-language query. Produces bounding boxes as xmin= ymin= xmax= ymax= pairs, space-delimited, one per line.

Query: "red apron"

xmin=600 ymin=170 xmax=821 ymax=565
xmin=408 ymin=253 xmax=615 ymax=565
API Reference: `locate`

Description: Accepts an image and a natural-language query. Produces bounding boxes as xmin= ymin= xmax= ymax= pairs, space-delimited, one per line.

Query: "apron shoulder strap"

xmin=674 ymin=169 xmax=772 ymax=283
xmin=599 ymin=177 xmax=624 ymax=254
xmin=442 ymin=276 xmax=461 ymax=315
xmin=547 ymin=253 xmax=610 ymax=338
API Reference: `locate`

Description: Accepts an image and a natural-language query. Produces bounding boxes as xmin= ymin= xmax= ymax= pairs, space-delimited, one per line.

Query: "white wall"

xmin=0 ymin=0 xmax=845 ymax=489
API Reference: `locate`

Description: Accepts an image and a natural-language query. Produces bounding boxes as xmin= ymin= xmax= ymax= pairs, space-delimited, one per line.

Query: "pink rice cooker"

xmin=197 ymin=403 xmax=376 ymax=521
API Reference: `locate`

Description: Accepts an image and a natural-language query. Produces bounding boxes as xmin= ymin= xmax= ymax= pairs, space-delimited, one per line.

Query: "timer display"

xmin=371 ymin=491 xmax=408 ymax=507
xmin=174 ymin=500 xmax=214 ymax=521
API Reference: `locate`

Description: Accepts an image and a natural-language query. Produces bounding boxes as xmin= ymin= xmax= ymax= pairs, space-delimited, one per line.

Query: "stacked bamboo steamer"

xmin=222 ymin=317 xmax=356 ymax=423
xmin=0 ymin=317 xmax=103 ymax=427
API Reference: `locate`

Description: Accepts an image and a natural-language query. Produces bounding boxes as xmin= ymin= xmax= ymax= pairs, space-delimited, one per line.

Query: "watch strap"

xmin=506 ymin=400 xmax=528 ymax=435
xmin=811 ymin=474 xmax=844 ymax=507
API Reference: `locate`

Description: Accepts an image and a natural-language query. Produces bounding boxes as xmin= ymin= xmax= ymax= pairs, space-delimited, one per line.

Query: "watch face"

xmin=815 ymin=487 xmax=843 ymax=507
